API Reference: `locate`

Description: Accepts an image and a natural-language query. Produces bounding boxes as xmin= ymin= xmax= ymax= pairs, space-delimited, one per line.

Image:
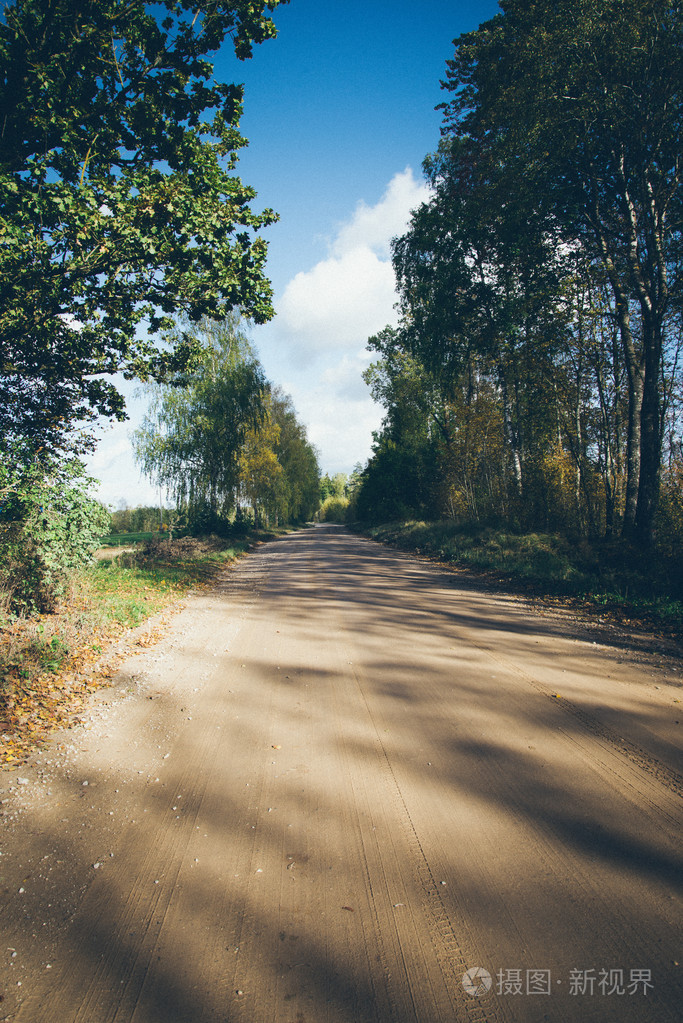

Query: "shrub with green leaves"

xmin=318 ymin=496 xmax=350 ymax=523
xmin=0 ymin=458 xmax=111 ymax=612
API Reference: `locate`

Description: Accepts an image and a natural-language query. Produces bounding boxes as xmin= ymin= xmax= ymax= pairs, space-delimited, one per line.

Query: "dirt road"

xmin=1 ymin=525 xmax=681 ymax=1022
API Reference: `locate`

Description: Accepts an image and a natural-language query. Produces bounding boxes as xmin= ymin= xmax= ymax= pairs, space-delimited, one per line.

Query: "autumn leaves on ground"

xmin=0 ymin=534 xmax=271 ymax=766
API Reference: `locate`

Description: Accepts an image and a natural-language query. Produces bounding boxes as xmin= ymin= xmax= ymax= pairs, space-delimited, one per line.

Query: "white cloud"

xmin=276 ymin=167 xmax=430 ymax=359
xmin=332 ymin=167 xmax=430 ymax=259
xmin=83 ymin=381 xmax=163 ymax=508
xmin=281 ymin=367 xmax=384 ymax=476
xmin=310 ymin=399 xmax=382 ymax=475
xmin=320 ymin=354 xmax=375 ymax=403
xmin=58 ymin=312 xmax=83 ymax=331
xmin=83 ymin=168 xmax=429 ymax=501
xmin=279 ymin=247 xmax=397 ymax=352
xmin=85 ymin=421 xmax=160 ymax=508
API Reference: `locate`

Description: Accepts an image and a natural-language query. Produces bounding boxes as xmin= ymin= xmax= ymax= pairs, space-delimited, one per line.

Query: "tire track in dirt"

xmin=339 ymin=656 xmax=507 ymax=1023
xmin=2 ymin=525 xmax=681 ymax=1022
xmin=474 ymin=642 xmax=683 ymax=802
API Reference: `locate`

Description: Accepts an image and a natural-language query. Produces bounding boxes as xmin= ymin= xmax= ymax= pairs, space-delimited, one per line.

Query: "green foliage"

xmin=100 ymin=532 xmax=161 ymax=546
xmin=357 ymin=329 xmax=464 ymax=524
xmin=238 ymin=395 xmax=287 ymax=526
xmin=364 ymin=520 xmax=683 ymax=617
xmin=436 ymin=0 xmax=683 ymax=542
xmin=135 ymin=318 xmax=320 ymax=530
xmin=0 ymin=457 xmax=111 ymax=611
xmin=109 ymin=505 xmax=170 ymax=534
xmin=319 ymin=472 xmax=350 ymax=502
xmin=273 ymin=395 xmax=321 ymax=522
xmin=368 ymin=521 xmax=578 ymax=582
xmin=0 ymin=0 xmax=286 ymax=453
xmin=34 ymin=627 xmax=70 ymax=673
xmin=0 ymin=523 xmax=300 ymax=749
xmin=360 ymin=0 xmax=683 ymax=547
xmin=318 ymin=496 xmax=350 ymax=522
xmin=351 ymin=438 xmax=435 ymax=524
xmin=655 ymin=457 xmax=683 ymax=555
xmin=134 ymin=315 xmax=267 ymax=531
xmin=242 ymin=387 xmax=320 ymax=525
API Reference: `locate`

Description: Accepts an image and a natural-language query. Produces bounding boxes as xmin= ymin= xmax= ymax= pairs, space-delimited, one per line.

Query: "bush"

xmin=318 ymin=496 xmax=349 ymax=522
xmin=0 ymin=458 xmax=111 ymax=612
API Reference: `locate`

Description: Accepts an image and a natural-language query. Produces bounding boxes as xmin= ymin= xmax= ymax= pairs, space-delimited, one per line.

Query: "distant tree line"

xmin=134 ymin=317 xmax=320 ymax=532
xmin=109 ymin=506 xmax=167 ymax=536
xmin=353 ymin=0 xmax=682 ymax=551
xmin=318 ymin=469 xmax=363 ymax=522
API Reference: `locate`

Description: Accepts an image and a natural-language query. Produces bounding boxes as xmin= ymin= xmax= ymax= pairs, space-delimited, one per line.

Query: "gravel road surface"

xmin=1 ymin=524 xmax=681 ymax=1022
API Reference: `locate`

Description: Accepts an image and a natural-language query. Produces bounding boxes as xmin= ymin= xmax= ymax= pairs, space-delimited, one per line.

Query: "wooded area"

xmin=353 ymin=0 xmax=682 ymax=559
xmin=133 ymin=316 xmax=320 ymax=534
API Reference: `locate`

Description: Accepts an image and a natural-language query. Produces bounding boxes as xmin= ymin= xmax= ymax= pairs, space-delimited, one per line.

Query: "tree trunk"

xmin=615 ymin=300 xmax=643 ymax=539
xmin=498 ymin=364 xmax=523 ymax=498
xmin=634 ymin=317 xmax=663 ymax=544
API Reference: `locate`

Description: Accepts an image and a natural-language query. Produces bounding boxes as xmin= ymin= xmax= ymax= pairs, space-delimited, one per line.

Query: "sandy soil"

xmin=0 ymin=524 xmax=681 ymax=1022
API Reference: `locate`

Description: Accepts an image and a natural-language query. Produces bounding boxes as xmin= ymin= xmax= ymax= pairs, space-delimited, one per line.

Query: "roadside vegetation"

xmin=316 ymin=470 xmax=362 ymax=523
xmin=347 ymin=1 xmax=682 ymax=637
xmin=134 ymin=316 xmax=320 ymax=534
xmin=0 ymin=528 xmax=294 ymax=764
xmin=0 ymin=316 xmax=319 ymax=763
xmin=360 ymin=520 xmax=683 ymax=639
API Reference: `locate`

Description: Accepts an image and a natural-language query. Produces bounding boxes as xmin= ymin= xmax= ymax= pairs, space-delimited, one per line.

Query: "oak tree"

xmin=0 ymin=0 xmax=286 ymax=452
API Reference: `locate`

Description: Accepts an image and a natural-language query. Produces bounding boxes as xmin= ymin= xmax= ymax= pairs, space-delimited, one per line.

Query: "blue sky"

xmin=87 ymin=0 xmax=500 ymax=507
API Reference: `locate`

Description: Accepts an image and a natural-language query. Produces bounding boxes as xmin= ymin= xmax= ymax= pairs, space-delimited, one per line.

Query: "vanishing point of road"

xmin=1 ymin=524 xmax=681 ymax=1022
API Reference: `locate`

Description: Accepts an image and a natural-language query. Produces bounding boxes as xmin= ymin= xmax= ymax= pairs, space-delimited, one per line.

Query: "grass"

xmin=90 ymin=537 xmax=249 ymax=626
xmin=0 ymin=527 xmax=295 ymax=761
xmin=360 ymin=519 xmax=683 ymax=638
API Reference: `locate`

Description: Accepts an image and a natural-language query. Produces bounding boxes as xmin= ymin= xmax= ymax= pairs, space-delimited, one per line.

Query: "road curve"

xmin=1 ymin=524 xmax=681 ymax=1022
